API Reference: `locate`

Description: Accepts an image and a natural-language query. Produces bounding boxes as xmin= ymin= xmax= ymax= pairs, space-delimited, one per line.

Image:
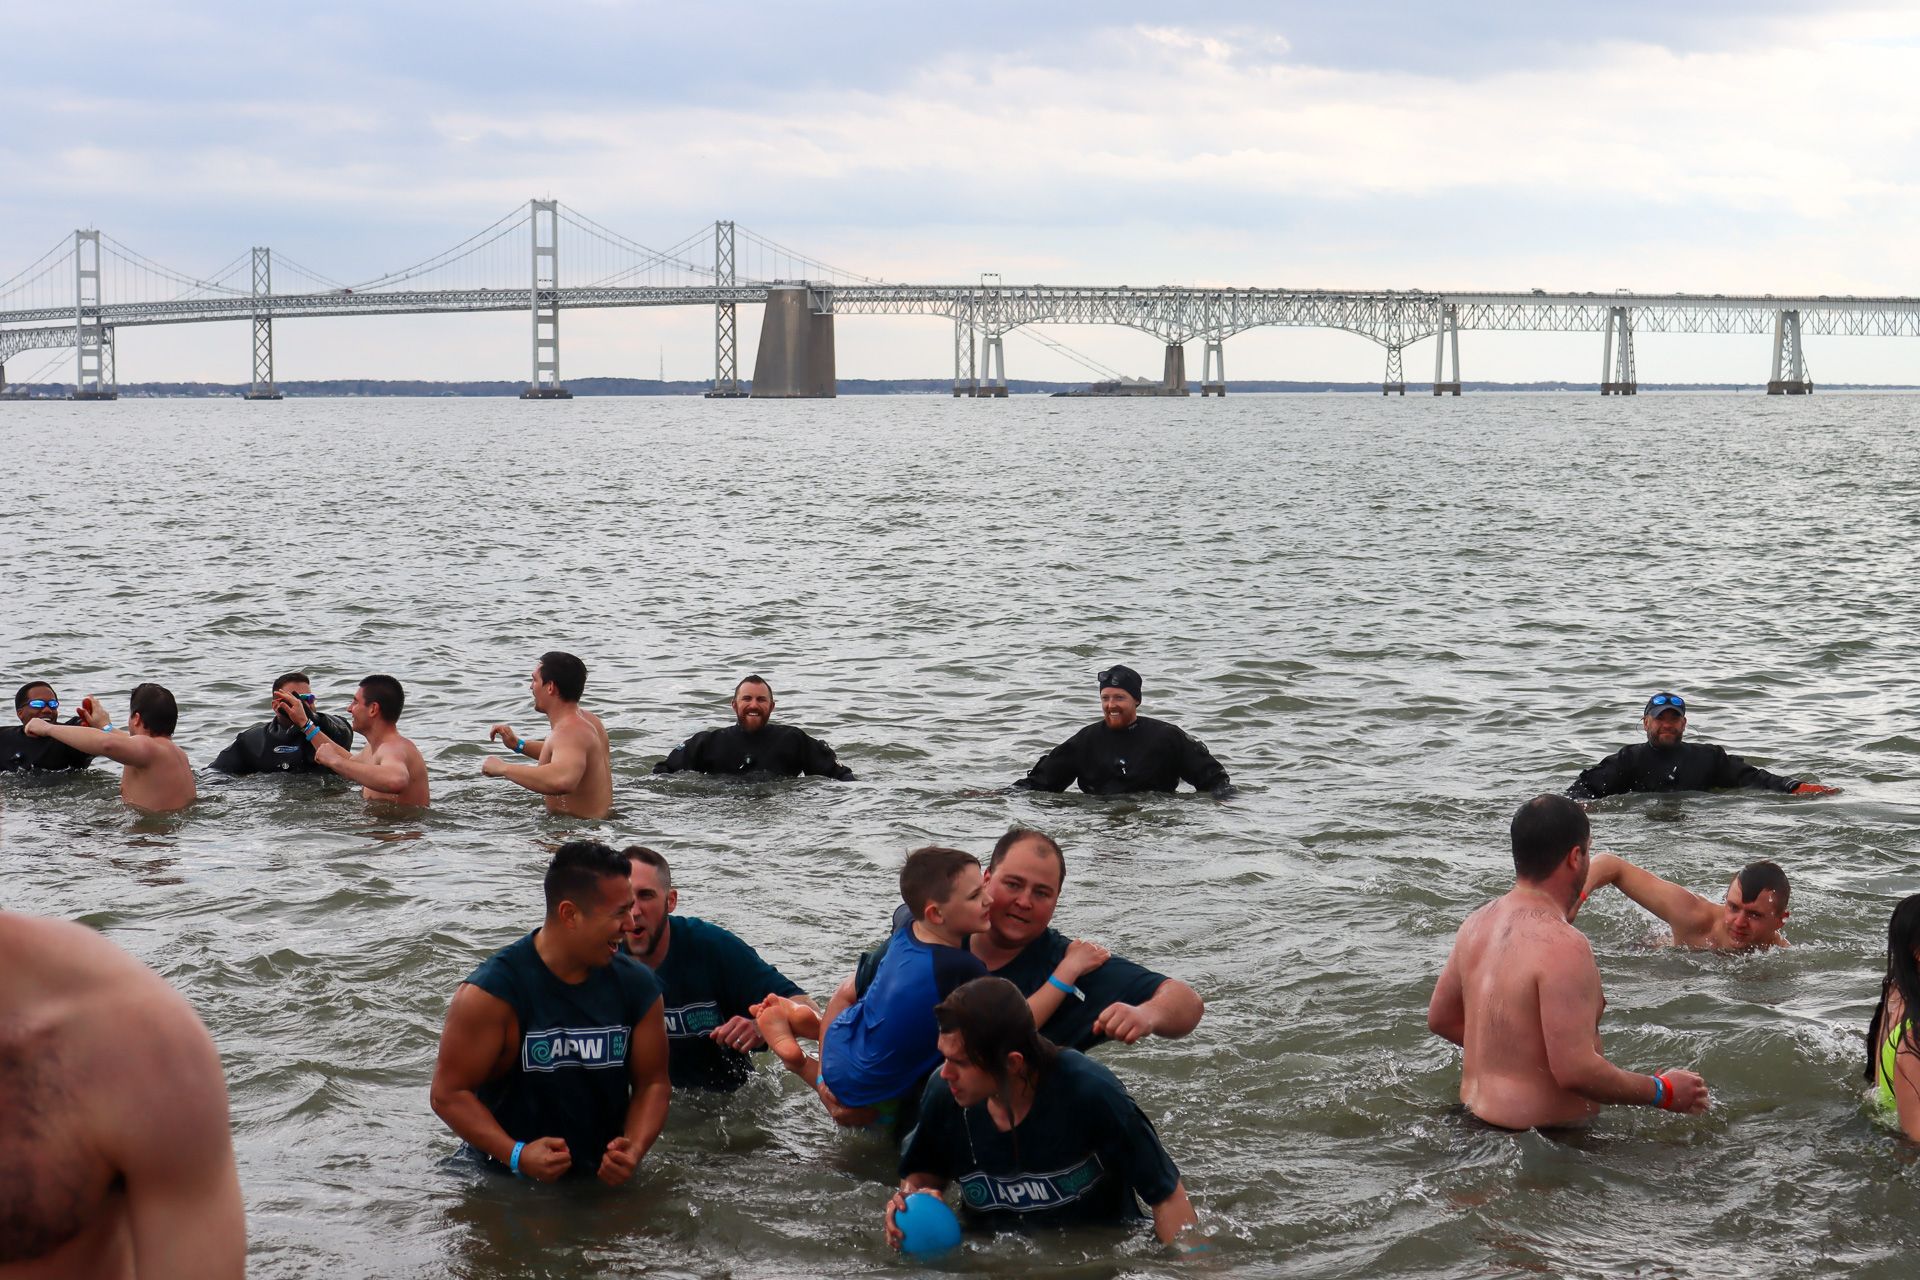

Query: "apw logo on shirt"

xmin=959 ymin=1155 xmax=1104 ymax=1212
xmin=662 ymin=1002 xmax=722 ymax=1039
xmin=522 ymin=1025 xmax=629 ymax=1072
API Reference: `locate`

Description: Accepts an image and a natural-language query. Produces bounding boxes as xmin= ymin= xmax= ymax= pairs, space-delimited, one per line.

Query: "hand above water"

xmin=709 ymin=1015 xmax=766 ymax=1053
xmin=1793 ymin=782 xmax=1840 ymax=796
xmin=597 ymin=1136 xmax=639 ymax=1186
xmin=488 ymin=723 xmax=519 ymax=750
xmin=518 ymin=1136 xmax=571 ymax=1182
xmin=1658 ymin=1069 xmax=1710 ymax=1114
xmin=271 ymin=689 xmax=310 ymax=729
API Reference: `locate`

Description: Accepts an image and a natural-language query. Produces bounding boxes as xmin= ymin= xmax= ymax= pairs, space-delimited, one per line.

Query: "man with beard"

xmin=0 ymin=680 xmax=94 ymax=773
xmin=847 ymin=828 xmax=1205 ymax=1054
xmin=1013 ymin=665 xmax=1230 ymax=796
xmin=651 ymin=674 xmax=854 ymax=781
xmin=211 ymin=671 xmax=352 ymax=775
xmin=619 ymin=845 xmax=817 ymax=1091
xmin=1567 ymin=691 xmax=1838 ymax=800
xmin=276 ymin=674 xmax=430 ymax=807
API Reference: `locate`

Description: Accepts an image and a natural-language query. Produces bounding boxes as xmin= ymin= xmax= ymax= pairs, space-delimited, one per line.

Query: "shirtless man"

xmin=0 ymin=912 xmax=244 ymax=1277
xmin=1426 ymin=794 xmax=1709 ymax=1130
xmin=25 ymin=683 xmax=195 ymax=813
xmin=276 ymin=674 xmax=430 ymax=807
xmin=1577 ymin=854 xmax=1791 ymax=952
xmin=483 ymin=651 xmax=612 ymax=819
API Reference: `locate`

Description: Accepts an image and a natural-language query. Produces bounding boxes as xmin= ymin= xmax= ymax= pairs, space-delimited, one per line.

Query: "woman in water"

xmin=1865 ymin=893 xmax=1920 ymax=1139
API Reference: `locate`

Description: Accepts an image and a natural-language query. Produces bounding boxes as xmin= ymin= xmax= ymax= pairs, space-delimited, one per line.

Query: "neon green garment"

xmin=1879 ymin=1019 xmax=1911 ymax=1110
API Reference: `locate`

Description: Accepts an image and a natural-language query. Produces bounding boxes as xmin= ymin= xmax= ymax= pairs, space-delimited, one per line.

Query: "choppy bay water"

xmin=3 ymin=391 xmax=1919 ymax=1279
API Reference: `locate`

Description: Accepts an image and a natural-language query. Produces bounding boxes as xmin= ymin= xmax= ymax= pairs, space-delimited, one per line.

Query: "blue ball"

xmin=897 ymin=1192 xmax=962 ymax=1257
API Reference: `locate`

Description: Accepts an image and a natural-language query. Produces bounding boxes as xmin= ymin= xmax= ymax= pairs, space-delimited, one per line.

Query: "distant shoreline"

xmin=3 ymin=377 xmax=1917 ymax=399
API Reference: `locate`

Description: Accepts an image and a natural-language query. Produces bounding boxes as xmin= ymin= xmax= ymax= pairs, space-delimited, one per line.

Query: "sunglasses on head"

xmin=26 ymin=699 xmax=57 ymax=710
xmin=1647 ymin=694 xmax=1686 ymax=712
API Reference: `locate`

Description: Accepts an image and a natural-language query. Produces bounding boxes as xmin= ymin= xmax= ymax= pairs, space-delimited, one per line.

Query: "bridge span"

xmin=2 ymin=201 xmax=1914 ymax=399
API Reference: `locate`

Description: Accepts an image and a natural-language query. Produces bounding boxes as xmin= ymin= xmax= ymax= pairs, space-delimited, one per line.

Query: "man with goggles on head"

xmin=210 ymin=671 xmax=352 ymax=775
xmin=0 ymin=680 xmax=95 ymax=773
xmin=1566 ymin=691 xmax=1838 ymax=801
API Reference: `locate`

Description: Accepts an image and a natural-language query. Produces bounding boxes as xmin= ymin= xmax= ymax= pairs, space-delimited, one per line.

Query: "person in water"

xmin=1566 ymin=691 xmax=1839 ymax=801
xmin=885 ymin=976 xmax=1202 ymax=1249
xmin=484 ymin=651 xmax=613 ymax=819
xmin=276 ymin=674 xmax=430 ymax=807
xmin=1866 ymin=894 xmax=1920 ymax=1141
xmin=651 ymin=674 xmax=855 ymax=780
xmin=620 ymin=844 xmax=818 ymax=1091
xmin=25 ymin=683 xmax=196 ymax=812
xmin=1 ymin=679 xmax=94 ymax=773
xmin=1427 ymin=794 xmax=1709 ymax=1130
xmin=1576 ymin=853 xmax=1792 ymax=951
xmin=1013 ymin=665 xmax=1230 ymax=796
xmin=211 ymin=670 xmax=352 ymax=775
xmin=0 ymin=910 xmax=246 ymax=1277
xmin=430 ymin=841 xmax=671 ymax=1184
xmin=845 ymin=828 xmax=1205 ymax=1053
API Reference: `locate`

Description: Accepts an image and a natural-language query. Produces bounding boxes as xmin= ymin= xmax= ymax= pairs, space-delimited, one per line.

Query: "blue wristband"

xmin=1047 ymin=974 xmax=1083 ymax=1000
xmin=101 ymin=722 xmax=113 ymax=733
xmin=510 ymin=1140 xmax=527 ymax=1176
xmin=1649 ymin=1074 xmax=1666 ymax=1107
xmin=303 ymin=722 xmax=319 ymax=741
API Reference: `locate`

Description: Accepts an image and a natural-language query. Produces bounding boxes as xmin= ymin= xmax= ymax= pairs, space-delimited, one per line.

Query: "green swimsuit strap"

xmin=1880 ymin=1018 xmax=1911 ymax=1108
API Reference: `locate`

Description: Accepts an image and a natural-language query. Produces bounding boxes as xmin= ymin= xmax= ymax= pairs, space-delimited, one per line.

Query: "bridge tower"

xmin=1767 ymin=309 xmax=1812 ymax=394
xmin=246 ymin=247 xmax=283 ymax=400
xmin=1162 ymin=342 xmax=1190 ymax=394
xmin=72 ymin=230 xmax=116 ymax=400
xmin=1432 ymin=304 xmax=1461 ymax=395
xmin=978 ymin=332 xmax=1007 ymax=397
xmin=1382 ymin=344 xmax=1405 ymax=395
xmin=1200 ymin=337 xmax=1226 ymax=396
xmin=707 ymin=220 xmax=746 ymax=398
xmin=522 ymin=199 xmax=571 ymax=399
xmin=952 ymin=312 xmax=977 ymax=397
xmin=1600 ymin=306 xmax=1637 ymax=395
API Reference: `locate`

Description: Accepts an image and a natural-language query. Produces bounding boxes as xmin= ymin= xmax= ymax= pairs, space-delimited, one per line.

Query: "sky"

xmin=3 ymin=1 xmax=1918 ymax=386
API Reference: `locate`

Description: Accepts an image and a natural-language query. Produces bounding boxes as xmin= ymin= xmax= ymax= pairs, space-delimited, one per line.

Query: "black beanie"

xmin=1097 ymin=665 xmax=1143 ymax=702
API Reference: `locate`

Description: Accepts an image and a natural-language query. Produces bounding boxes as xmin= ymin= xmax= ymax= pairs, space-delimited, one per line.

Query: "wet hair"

xmin=623 ymin=845 xmax=671 ymax=890
xmin=129 ymin=683 xmax=178 ymax=737
xmin=988 ymin=827 xmax=1066 ymax=885
xmin=733 ymin=674 xmax=773 ymax=700
xmin=1864 ymin=894 xmax=1920 ymax=1086
xmin=359 ymin=675 xmax=405 ymax=723
xmin=544 ymin=840 xmax=632 ymax=917
xmin=1736 ymin=860 xmax=1790 ymax=910
xmin=536 ymin=651 xmax=586 ymax=703
xmin=900 ymin=846 xmax=980 ymax=920
xmin=936 ymin=976 xmax=1060 ymax=1098
xmin=14 ymin=681 xmax=53 ymax=711
xmin=272 ymin=671 xmax=311 ymax=693
xmin=1510 ymin=794 xmax=1590 ymax=882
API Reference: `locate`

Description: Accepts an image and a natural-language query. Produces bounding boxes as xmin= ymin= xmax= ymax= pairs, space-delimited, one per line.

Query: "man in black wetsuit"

xmin=619 ymin=845 xmax=818 ymax=1092
xmin=847 ymin=828 xmax=1206 ymax=1054
xmin=211 ymin=671 xmax=352 ymax=775
xmin=0 ymin=680 xmax=94 ymax=773
xmin=1566 ymin=691 xmax=1839 ymax=802
xmin=651 ymin=673 xmax=854 ymax=780
xmin=1013 ymin=665 xmax=1230 ymax=796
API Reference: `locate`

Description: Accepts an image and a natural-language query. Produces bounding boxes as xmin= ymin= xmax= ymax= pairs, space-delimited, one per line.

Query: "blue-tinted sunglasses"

xmin=295 ymin=693 xmax=316 ymax=705
xmin=1645 ymin=693 xmax=1686 ymax=713
xmin=27 ymin=698 xmax=58 ymax=710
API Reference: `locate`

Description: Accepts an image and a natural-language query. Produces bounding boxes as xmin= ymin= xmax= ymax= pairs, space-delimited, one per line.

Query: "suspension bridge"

xmin=3 ymin=199 xmax=1916 ymax=401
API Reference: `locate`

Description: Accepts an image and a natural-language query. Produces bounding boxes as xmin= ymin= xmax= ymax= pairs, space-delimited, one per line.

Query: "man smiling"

xmin=1567 ymin=691 xmax=1837 ymax=800
xmin=1013 ymin=665 xmax=1230 ymax=796
xmin=652 ymin=674 xmax=854 ymax=780
xmin=0 ymin=680 xmax=94 ymax=773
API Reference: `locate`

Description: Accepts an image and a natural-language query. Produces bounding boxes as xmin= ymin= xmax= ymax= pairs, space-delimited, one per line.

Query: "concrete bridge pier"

xmin=977 ymin=333 xmax=1007 ymax=397
xmin=1200 ymin=337 xmax=1226 ymax=396
xmin=752 ymin=284 xmax=836 ymax=398
xmin=1432 ymin=304 xmax=1461 ymax=395
xmin=1600 ymin=305 xmax=1637 ymax=395
xmin=1767 ymin=309 xmax=1813 ymax=394
xmin=1163 ymin=342 xmax=1190 ymax=395
xmin=1382 ymin=343 xmax=1406 ymax=395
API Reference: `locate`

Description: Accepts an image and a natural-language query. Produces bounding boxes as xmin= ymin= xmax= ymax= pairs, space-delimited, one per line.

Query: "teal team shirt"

xmin=899 ymin=1049 xmax=1181 ymax=1228
xmin=643 ymin=914 xmax=805 ymax=1091
xmin=463 ymin=930 xmax=663 ymax=1176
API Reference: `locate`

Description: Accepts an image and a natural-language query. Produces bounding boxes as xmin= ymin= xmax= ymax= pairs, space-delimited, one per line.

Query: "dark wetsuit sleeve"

xmin=319 ymin=712 xmax=352 ymax=752
xmin=652 ymin=730 xmax=708 ymax=775
xmin=798 ymin=730 xmax=855 ymax=782
xmin=211 ymin=732 xmax=253 ymax=776
xmin=1567 ymin=749 xmax=1631 ymax=801
xmin=1014 ymin=732 xmax=1084 ymax=792
xmin=1710 ymin=745 xmax=1798 ymax=793
xmin=1177 ymin=730 xmax=1231 ymax=795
